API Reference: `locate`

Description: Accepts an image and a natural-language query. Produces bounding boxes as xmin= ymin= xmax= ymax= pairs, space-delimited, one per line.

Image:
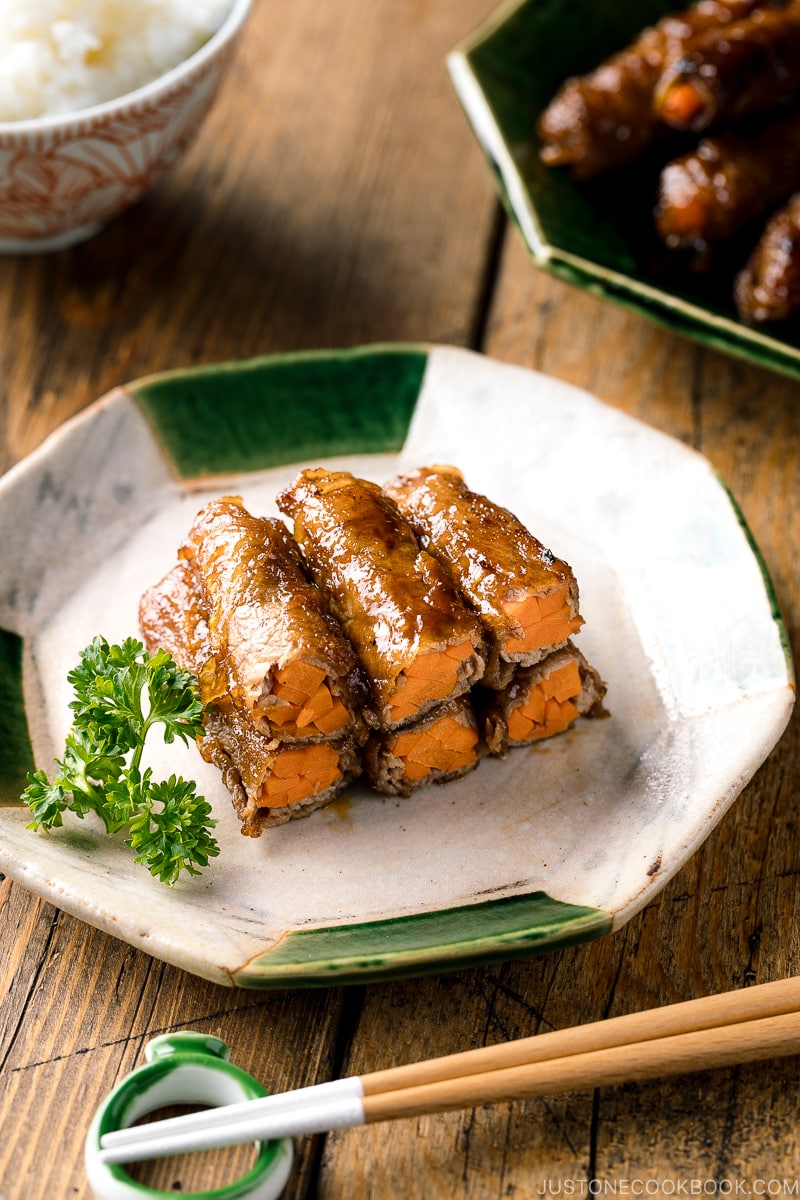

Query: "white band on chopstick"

xmin=100 ymin=1075 xmax=364 ymax=1152
xmin=98 ymin=1089 xmax=366 ymax=1165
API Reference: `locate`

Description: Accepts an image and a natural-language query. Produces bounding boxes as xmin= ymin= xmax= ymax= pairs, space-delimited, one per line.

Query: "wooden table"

xmin=1 ymin=2 xmax=799 ymax=1196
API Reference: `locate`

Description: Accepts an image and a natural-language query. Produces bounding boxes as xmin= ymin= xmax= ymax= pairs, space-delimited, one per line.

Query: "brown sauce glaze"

xmin=276 ymin=469 xmax=486 ymax=722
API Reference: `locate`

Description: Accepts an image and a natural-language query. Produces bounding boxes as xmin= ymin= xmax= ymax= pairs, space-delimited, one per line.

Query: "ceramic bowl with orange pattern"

xmin=0 ymin=0 xmax=252 ymax=254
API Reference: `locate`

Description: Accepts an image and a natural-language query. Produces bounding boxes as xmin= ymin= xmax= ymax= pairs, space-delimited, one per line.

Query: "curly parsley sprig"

xmin=23 ymin=636 xmax=219 ymax=887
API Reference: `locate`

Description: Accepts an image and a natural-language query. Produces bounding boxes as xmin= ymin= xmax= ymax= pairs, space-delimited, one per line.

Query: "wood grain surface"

xmin=1 ymin=1 xmax=798 ymax=1198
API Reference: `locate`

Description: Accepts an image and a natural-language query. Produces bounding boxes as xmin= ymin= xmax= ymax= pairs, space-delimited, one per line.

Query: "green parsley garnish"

xmin=23 ymin=636 xmax=219 ymax=887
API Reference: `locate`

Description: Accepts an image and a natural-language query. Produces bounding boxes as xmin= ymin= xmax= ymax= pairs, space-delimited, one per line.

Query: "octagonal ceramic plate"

xmin=447 ymin=0 xmax=800 ymax=382
xmin=0 ymin=345 xmax=793 ymax=986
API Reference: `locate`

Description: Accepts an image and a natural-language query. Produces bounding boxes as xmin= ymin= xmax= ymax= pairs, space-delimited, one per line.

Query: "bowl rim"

xmin=0 ymin=0 xmax=253 ymax=136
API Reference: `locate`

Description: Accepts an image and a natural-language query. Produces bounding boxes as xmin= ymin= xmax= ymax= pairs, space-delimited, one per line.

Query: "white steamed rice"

xmin=0 ymin=0 xmax=233 ymax=122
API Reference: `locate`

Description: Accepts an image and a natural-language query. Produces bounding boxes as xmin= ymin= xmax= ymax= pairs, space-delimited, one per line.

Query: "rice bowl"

xmin=0 ymin=0 xmax=252 ymax=252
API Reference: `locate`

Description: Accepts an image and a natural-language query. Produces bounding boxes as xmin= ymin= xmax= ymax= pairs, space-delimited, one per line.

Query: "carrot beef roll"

xmin=200 ymin=702 xmax=362 ymax=835
xmin=654 ymin=5 xmax=800 ymax=133
xmin=537 ymin=0 xmax=762 ymax=178
xmin=364 ymin=695 xmax=481 ymax=797
xmin=655 ymin=110 xmax=800 ymax=252
xmin=139 ymin=559 xmax=362 ymax=836
xmin=139 ymin=558 xmax=213 ymax=684
xmin=276 ymin=469 xmax=487 ymax=730
xmin=478 ymin=644 xmax=607 ymax=757
xmin=385 ymin=466 xmax=583 ymax=689
xmin=179 ymin=496 xmax=372 ymax=743
xmin=735 ymin=191 xmax=800 ymax=324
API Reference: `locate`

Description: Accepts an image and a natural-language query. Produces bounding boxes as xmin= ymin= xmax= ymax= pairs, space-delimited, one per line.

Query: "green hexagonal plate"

xmin=447 ymin=0 xmax=800 ymax=382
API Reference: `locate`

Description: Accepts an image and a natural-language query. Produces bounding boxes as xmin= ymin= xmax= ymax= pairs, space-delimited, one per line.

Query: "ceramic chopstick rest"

xmin=84 ymin=1031 xmax=293 ymax=1200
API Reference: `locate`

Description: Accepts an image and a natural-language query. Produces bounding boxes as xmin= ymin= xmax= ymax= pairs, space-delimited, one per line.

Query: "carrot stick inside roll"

xmin=388 ymin=640 xmax=476 ymax=724
xmin=391 ymin=716 xmax=479 ymax=780
xmin=480 ymin=644 xmax=607 ymax=756
xmin=269 ymin=662 xmax=352 ymax=734
xmin=259 ymin=742 xmax=344 ymax=807
xmin=657 ymin=80 xmax=707 ymax=128
xmin=502 ymin=587 xmax=579 ymax=654
xmin=365 ymin=696 xmax=481 ymax=796
xmin=504 ymin=660 xmax=584 ymax=743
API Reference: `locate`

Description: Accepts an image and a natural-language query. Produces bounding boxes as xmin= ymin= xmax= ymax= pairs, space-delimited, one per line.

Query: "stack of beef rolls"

xmin=139 ymin=467 xmax=606 ymax=837
xmin=537 ymin=0 xmax=800 ymax=324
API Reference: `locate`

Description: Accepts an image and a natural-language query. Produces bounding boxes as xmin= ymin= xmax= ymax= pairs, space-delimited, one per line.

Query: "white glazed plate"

xmin=0 ymin=345 xmax=793 ymax=986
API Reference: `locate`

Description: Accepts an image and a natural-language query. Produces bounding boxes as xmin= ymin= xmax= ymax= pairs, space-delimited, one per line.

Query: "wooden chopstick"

xmin=363 ymin=1009 xmax=800 ymax=1123
xmin=98 ymin=976 xmax=800 ymax=1165
xmin=361 ymin=972 xmax=800 ymax=1096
